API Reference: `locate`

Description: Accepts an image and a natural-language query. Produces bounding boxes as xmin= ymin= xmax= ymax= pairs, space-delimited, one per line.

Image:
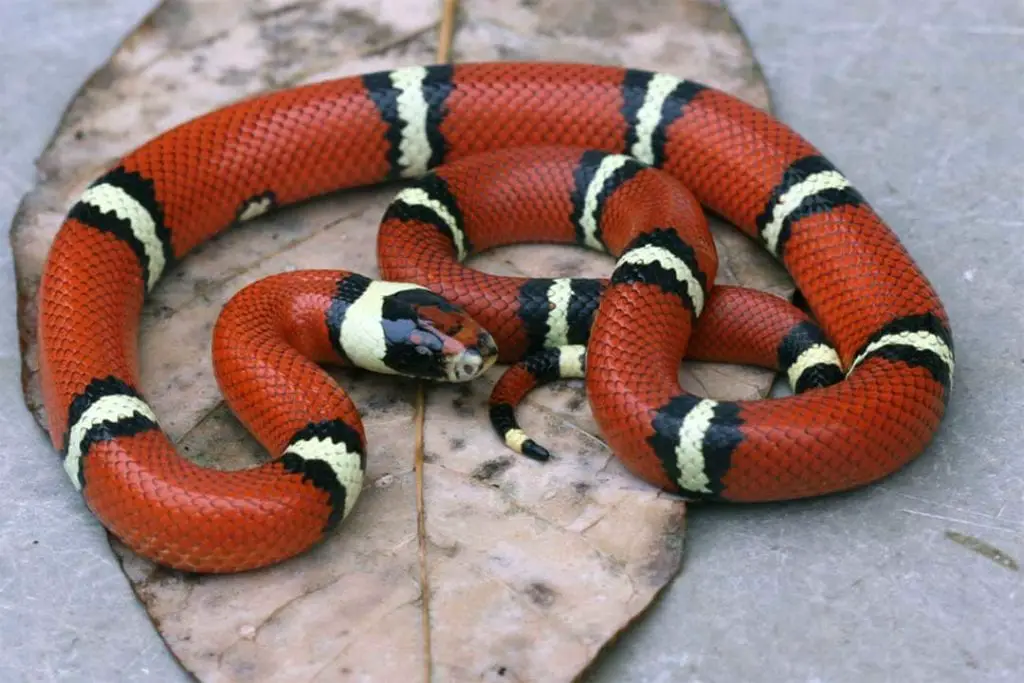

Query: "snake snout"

xmin=448 ymin=333 xmax=498 ymax=382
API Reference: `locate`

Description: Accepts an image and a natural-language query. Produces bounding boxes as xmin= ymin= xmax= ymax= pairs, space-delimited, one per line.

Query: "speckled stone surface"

xmin=1 ymin=1 xmax=1021 ymax=681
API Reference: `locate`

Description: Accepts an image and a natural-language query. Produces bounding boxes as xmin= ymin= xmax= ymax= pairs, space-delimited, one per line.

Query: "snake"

xmin=37 ymin=63 xmax=954 ymax=573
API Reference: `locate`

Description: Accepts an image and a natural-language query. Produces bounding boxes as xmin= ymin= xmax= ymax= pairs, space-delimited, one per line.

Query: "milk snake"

xmin=37 ymin=63 xmax=954 ymax=573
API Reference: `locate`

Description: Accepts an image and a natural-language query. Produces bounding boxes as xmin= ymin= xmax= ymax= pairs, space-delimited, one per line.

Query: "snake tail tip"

xmin=522 ymin=440 xmax=551 ymax=462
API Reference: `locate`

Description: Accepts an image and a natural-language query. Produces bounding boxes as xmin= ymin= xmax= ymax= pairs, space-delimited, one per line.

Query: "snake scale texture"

xmin=37 ymin=63 xmax=954 ymax=573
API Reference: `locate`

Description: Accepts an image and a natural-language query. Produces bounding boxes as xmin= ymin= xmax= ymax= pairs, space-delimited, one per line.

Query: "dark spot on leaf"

xmin=149 ymin=305 xmax=175 ymax=320
xmin=363 ymin=392 xmax=399 ymax=412
xmin=471 ymin=457 xmax=512 ymax=481
xmin=567 ymin=394 xmax=585 ymax=412
xmin=451 ymin=385 xmax=477 ymax=417
xmin=524 ymin=581 xmax=557 ymax=607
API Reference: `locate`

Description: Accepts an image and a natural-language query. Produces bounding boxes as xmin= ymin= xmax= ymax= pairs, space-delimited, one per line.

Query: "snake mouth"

xmin=445 ymin=335 xmax=498 ymax=382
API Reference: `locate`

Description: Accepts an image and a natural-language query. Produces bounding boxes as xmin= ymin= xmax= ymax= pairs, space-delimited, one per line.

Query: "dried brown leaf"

xmin=12 ymin=0 xmax=781 ymax=681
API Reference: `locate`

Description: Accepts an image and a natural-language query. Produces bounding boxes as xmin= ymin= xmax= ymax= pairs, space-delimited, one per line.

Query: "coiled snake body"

xmin=38 ymin=63 xmax=954 ymax=573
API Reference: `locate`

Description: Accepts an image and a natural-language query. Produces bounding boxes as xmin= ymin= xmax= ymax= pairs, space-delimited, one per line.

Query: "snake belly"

xmin=37 ymin=62 xmax=953 ymax=572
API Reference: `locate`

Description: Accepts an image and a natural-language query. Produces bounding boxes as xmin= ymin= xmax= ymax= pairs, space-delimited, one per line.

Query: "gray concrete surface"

xmin=1 ymin=0 xmax=1021 ymax=681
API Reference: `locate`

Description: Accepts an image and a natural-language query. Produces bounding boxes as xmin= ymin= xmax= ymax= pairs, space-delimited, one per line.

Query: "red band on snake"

xmin=37 ymin=63 xmax=953 ymax=573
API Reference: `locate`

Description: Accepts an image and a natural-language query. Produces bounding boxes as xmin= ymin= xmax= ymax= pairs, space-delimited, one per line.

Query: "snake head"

xmin=379 ymin=287 xmax=498 ymax=383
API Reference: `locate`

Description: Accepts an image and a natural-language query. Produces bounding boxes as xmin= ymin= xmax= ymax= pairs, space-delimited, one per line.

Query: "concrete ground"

xmin=1 ymin=0 xmax=1021 ymax=681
